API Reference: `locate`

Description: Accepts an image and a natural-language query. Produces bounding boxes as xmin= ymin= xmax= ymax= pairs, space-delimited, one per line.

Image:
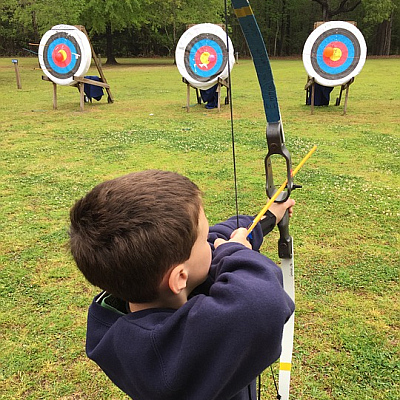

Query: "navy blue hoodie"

xmin=85 ymin=215 xmax=295 ymax=399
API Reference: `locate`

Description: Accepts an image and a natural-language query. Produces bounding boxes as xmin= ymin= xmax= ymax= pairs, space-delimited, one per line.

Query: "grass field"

xmin=1 ymin=56 xmax=399 ymax=399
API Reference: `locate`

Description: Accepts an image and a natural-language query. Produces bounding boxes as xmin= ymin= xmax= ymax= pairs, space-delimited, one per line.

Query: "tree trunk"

xmin=279 ymin=0 xmax=287 ymax=56
xmin=274 ymin=18 xmax=279 ymax=56
xmin=312 ymin=0 xmax=361 ymax=22
xmin=322 ymin=6 xmax=329 ymax=22
xmin=375 ymin=15 xmax=393 ymax=56
xmin=105 ymin=24 xmax=118 ymax=65
xmin=31 ymin=10 xmax=40 ymax=43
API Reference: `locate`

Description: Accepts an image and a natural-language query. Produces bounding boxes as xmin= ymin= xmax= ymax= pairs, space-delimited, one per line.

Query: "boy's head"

xmin=69 ymin=170 xmax=203 ymax=303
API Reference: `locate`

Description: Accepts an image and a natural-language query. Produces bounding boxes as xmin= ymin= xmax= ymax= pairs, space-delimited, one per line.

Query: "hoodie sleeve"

xmin=151 ymin=242 xmax=295 ymax=400
xmin=208 ymin=215 xmax=264 ymax=251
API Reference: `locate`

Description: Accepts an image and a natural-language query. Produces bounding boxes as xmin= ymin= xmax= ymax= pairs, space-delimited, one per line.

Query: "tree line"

xmin=1 ymin=0 xmax=398 ymax=63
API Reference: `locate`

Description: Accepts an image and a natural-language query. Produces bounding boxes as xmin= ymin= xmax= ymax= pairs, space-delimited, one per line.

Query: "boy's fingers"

xmin=230 ymin=227 xmax=248 ymax=239
xmin=214 ymin=238 xmax=227 ymax=248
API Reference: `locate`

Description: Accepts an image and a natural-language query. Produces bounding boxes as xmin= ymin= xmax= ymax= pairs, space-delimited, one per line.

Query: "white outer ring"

xmin=175 ymin=23 xmax=235 ymax=90
xmin=38 ymin=25 xmax=92 ymax=86
xmin=302 ymin=21 xmax=367 ymax=87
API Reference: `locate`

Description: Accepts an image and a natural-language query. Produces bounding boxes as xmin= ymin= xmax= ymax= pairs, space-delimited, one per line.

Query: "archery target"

xmin=302 ymin=21 xmax=367 ymax=87
xmin=175 ymin=23 xmax=235 ymax=90
xmin=38 ymin=24 xmax=91 ymax=86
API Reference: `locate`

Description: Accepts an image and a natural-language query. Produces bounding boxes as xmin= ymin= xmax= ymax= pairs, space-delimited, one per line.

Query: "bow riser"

xmin=265 ymin=122 xmax=293 ymax=203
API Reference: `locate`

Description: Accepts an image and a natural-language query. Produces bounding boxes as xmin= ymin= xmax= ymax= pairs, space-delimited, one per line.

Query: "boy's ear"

xmin=168 ymin=265 xmax=188 ymax=294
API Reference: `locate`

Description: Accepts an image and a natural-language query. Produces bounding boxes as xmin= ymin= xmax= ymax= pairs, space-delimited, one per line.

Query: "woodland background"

xmin=0 ymin=0 xmax=399 ymax=63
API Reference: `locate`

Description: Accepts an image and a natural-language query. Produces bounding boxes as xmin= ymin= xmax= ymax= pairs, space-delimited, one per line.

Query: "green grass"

xmin=1 ymin=56 xmax=399 ymax=399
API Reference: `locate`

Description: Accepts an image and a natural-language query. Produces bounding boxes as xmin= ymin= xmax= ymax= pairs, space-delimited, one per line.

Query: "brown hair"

xmin=69 ymin=170 xmax=202 ymax=303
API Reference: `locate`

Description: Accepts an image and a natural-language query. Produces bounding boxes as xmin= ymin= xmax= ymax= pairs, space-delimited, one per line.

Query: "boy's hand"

xmin=214 ymin=228 xmax=252 ymax=250
xmin=268 ymin=198 xmax=295 ymax=224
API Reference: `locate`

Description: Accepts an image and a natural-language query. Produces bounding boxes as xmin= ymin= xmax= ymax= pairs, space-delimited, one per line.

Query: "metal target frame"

xmin=175 ymin=23 xmax=235 ymax=90
xmin=302 ymin=21 xmax=367 ymax=87
xmin=39 ymin=24 xmax=92 ymax=86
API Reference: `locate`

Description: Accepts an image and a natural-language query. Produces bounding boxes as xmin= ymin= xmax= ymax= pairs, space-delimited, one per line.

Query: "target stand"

xmin=39 ymin=25 xmax=113 ymax=111
xmin=305 ymin=75 xmax=354 ymax=114
xmin=176 ymin=23 xmax=234 ymax=112
xmin=303 ymin=21 xmax=366 ymax=115
xmin=182 ymin=76 xmax=230 ymax=112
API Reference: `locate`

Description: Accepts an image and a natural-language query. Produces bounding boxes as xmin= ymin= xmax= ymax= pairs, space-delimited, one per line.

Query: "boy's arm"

xmin=208 ymin=215 xmax=264 ymax=251
xmin=208 ymin=199 xmax=295 ymax=248
xmin=177 ymin=243 xmax=295 ymax=399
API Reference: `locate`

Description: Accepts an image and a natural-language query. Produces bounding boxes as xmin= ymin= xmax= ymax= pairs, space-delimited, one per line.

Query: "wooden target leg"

xmin=196 ymin=88 xmax=201 ymax=105
xmin=342 ymin=78 xmax=354 ymax=115
xmin=343 ymin=86 xmax=350 ymax=115
xmin=52 ymin=82 xmax=57 ymax=110
xmin=186 ymin=82 xmax=190 ymax=112
xmin=311 ymin=82 xmax=315 ymax=115
xmin=336 ymin=86 xmax=344 ymax=106
xmin=79 ymin=82 xmax=85 ymax=111
xmin=217 ymin=82 xmax=221 ymax=111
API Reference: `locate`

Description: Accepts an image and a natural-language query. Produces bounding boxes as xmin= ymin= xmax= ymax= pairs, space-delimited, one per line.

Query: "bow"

xmin=230 ymin=1 xmax=295 ymax=399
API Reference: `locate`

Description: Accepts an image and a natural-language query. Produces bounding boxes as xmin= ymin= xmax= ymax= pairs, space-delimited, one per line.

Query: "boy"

xmin=69 ymin=170 xmax=295 ymax=400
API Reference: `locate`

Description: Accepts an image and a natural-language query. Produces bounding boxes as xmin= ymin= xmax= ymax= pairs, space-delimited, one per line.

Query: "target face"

xmin=38 ymin=24 xmax=91 ymax=86
xmin=176 ymin=23 xmax=234 ymax=90
xmin=303 ymin=21 xmax=367 ymax=87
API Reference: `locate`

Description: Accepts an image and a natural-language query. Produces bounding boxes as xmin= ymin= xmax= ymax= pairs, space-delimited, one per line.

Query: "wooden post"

xmin=343 ymin=85 xmax=350 ymax=115
xmin=336 ymin=86 xmax=344 ymax=106
xmin=79 ymin=82 xmax=85 ymax=111
xmin=216 ymin=77 xmax=229 ymax=111
xmin=186 ymin=80 xmax=190 ymax=112
xmin=335 ymin=77 xmax=354 ymax=114
xmin=195 ymin=88 xmax=202 ymax=105
xmin=52 ymin=81 xmax=57 ymax=110
xmin=311 ymin=81 xmax=315 ymax=115
xmin=343 ymin=78 xmax=354 ymax=115
xmin=183 ymin=77 xmax=202 ymax=112
xmin=305 ymin=76 xmax=315 ymax=115
xmin=217 ymin=83 xmax=221 ymax=111
xmin=75 ymin=25 xmax=114 ymax=104
xmin=12 ymin=59 xmax=22 ymax=89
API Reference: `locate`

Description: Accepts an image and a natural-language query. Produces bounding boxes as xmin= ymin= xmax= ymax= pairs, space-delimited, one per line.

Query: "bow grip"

xmin=264 ymin=121 xmax=293 ymax=202
xmin=277 ymin=210 xmax=293 ymax=259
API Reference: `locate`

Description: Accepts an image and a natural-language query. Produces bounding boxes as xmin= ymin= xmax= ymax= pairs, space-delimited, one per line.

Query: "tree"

xmin=311 ymin=0 xmax=362 ymax=21
xmin=14 ymin=0 xmax=85 ymax=39
xmin=80 ymin=0 xmax=143 ymax=64
xmin=141 ymin=0 xmax=225 ymax=58
xmin=361 ymin=0 xmax=397 ymax=55
xmin=0 ymin=0 xmax=85 ymax=54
